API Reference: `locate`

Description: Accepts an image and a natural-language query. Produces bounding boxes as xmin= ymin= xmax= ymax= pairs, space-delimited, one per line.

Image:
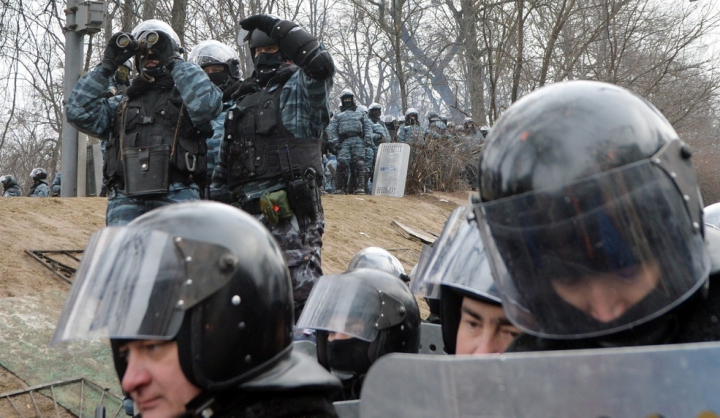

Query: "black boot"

xmin=334 ymin=161 xmax=348 ymax=194
xmin=353 ymin=160 xmax=366 ymax=195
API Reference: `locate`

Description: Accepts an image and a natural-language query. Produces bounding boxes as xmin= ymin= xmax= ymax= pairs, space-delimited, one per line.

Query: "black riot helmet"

xmin=411 ymin=204 xmax=502 ymax=354
xmin=188 ymin=40 xmax=241 ymax=85
xmin=297 ymin=269 xmax=420 ymax=393
xmin=247 ymin=28 xmax=278 ymax=59
xmin=477 ymin=80 xmax=709 ymax=339
xmin=52 ymin=201 xmax=297 ymax=390
xmin=30 ymin=167 xmax=48 ymax=181
xmin=348 ymin=247 xmax=409 ymax=284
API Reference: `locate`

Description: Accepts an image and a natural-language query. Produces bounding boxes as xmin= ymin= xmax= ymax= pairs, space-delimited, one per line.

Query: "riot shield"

xmin=372 ymin=143 xmax=411 ymax=197
xmin=360 ymin=342 xmax=720 ymax=418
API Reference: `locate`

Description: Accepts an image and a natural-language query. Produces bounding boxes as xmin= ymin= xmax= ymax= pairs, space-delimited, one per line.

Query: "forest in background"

xmin=1 ymin=0 xmax=720 ymax=200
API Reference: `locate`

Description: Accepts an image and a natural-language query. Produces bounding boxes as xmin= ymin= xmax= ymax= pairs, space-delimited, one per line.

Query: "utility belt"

xmin=236 ymin=171 xmax=323 ymax=227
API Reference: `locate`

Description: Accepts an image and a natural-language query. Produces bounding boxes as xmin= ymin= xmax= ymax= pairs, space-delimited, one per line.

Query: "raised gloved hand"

xmin=239 ymin=14 xmax=280 ymax=37
xmin=152 ymin=32 xmax=182 ymax=71
xmin=100 ymin=32 xmax=138 ymax=76
xmin=230 ymin=78 xmax=261 ymax=100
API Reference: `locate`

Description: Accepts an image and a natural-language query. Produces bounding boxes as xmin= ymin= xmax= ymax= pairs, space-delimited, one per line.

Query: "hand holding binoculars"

xmin=115 ymin=31 xmax=161 ymax=51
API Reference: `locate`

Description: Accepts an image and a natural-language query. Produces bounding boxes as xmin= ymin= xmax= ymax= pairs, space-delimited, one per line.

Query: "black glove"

xmin=231 ymin=78 xmax=261 ymax=100
xmin=239 ymin=14 xmax=280 ymax=37
xmin=100 ymin=32 xmax=137 ymax=76
xmin=222 ymin=79 xmax=242 ymax=102
xmin=152 ymin=32 xmax=182 ymax=71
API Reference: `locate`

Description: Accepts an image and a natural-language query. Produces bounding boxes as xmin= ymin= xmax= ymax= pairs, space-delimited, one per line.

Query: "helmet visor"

xmin=296 ymin=274 xmax=388 ymax=341
xmin=412 ymin=205 xmax=499 ymax=303
xmin=51 ymin=227 xmax=236 ymax=344
xmin=189 ymin=42 xmax=237 ymax=67
xmin=478 ymin=160 xmax=709 ymax=338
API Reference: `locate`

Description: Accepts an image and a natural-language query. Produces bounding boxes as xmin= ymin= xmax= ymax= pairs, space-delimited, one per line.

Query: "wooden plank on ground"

xmin=391 ymin=220 xmax=437 ymax=244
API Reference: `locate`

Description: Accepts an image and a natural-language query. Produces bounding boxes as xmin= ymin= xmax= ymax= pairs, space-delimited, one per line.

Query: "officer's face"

xmin=455 ymin=297 xmax=520 ymax=355
xmin=254 ymin=45 xmax=280 ymax=57
xmin=202 ymin=64 xmax=225 ymax=74
xmin=551 ymin=261 xmax=661 ymax=323
xmin=119 ymin=340 xmax=201 ymax=418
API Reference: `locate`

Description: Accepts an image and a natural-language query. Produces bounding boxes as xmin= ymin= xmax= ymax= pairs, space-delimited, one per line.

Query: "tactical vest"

xmin=223 ymin=81 xmax=323 ymax=190
xmin=106 ymin=87 xmax=208 ymax=189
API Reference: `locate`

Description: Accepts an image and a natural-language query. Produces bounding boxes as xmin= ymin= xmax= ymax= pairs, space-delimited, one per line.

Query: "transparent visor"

xmin=412 ymin=205 xmax=500 ymax=303
xmin=409 ymin=244 xmax=440 ymax=299
xmin=704 ymin=202 xmax=720 ymax=230
xmin=296 ymin=274 xmax=389 ymax=341
xmin=51 ymin=227 xmax=236 ymax=345
xmin=189 ymin=43 xmax=236 ymax=67
xmin=477 ymin=160 xmax=709 ymax=338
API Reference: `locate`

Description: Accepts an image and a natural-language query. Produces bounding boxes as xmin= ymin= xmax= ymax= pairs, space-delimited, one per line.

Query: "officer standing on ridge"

xmin=66 ymin=19 xmax=222 ymax=226
xmin=51 ymin=201 xmax=342 ymax=418
xmin=326 ymin=90 xmax=373 ymax=195
xmin=0 ymin=175 xmax=21 ymax=197
xmin=188 ymin=40 xmax=242 ymax=198
xmin=50 ymin=172 xmax=61 ymax=196
xmin=28 ymin=168 xmax=50 ymax=197
xmin=210 ymin=14 xmax=335 ymax=319
xmin=474 ymin=80 xmax=720 ymax=352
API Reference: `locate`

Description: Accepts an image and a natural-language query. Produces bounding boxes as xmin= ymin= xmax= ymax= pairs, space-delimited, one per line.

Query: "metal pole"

xmin=61 ymin=0 xmax=83 ymax=197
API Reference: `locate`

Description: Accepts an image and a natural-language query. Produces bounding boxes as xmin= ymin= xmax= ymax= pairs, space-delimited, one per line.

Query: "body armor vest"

xmin=223 ymin=79 xmax=323 ymax=191
xmin=106 ymin=87 xmax=209 ymax=188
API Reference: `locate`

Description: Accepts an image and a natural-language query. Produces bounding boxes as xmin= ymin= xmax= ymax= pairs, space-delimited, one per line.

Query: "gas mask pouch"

xmin=122 ymin=144 xmax=170 ymax=196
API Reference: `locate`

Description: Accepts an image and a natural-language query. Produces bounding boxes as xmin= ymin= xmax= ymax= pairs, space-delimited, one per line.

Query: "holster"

xmin=286 ymin=169 xmax=323 ymax=225
xmin=122 ymin=144 xmax=171 ymax=196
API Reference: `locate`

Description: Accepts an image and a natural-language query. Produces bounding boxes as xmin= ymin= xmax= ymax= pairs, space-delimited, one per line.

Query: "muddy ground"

xmin=0 ymin=191 xmax=466 ymax=407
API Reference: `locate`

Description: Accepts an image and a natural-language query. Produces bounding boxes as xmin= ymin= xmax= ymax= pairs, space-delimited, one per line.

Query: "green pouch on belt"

xmin=260 ymin=190 xmax=294 ymax=225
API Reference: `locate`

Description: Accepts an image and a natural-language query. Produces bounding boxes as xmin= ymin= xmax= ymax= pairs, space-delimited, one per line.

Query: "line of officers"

xmin=1 ymin=168 xmax=60 ymax=197
xmin=49 ymin=14 xmax=720 ymax=418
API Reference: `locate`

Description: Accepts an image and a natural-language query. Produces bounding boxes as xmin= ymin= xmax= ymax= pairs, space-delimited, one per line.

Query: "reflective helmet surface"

xmin=30 ymin=168 xmax=47 ymax=180
xmin=405 ymin=108 xmax=419 ymax=117
xmin=340 ymin=89 xmax=354 ymax=98
xmin=704 ymin=202 xmax=720 ymax=231
xmin=297 ymin=269 xmax=421 ymax=368
xmin=1 ymin=174 xmax=17 ymax=187
xmin=52 ymin=201 xmax=294 ymax=390
xmin=369 ymin=102 xmax=382 ymax=111
xmin=426 ymin=110 xmax=440 ymax=120
xmin=348 ymin=247 xmax=408 ymax=282
xmin=188 ymin=40 xmax=241 ymax=79
xmin=477 ymin=80 xmax=708 ymax=339
xmin=131 ymin=19 xmax=181 ymax=49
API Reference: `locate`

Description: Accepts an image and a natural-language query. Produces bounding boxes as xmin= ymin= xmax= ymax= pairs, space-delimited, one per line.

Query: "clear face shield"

xmin=51 ymin=227 xmax=237 ymax=345
xmin=411 ymin=204 xmax=500 ymax=303
xmin=477 ymin=142 xmax=709 ymax=338
xmin=296 ymin=273 xmax=407 ymax=342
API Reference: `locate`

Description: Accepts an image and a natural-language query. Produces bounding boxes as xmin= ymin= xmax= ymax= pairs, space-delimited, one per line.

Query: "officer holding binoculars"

xmin=66 ymin=19 xmax=222 ymax=226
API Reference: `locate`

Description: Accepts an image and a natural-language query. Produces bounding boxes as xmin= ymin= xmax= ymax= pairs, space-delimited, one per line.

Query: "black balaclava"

xmin=369 ymin=109 xmax=381 ymax=122
xmin=326 ymin=338 xmax=372 ymax=399
xmin=340 ymin=96 xmax=355 ymax=112
xmin=255 ymin=51 xmax=285 ymax=86
xmin=206 ymin=68 xmax=230 ymax=87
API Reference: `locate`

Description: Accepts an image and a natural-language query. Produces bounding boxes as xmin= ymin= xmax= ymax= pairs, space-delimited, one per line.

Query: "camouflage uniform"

xmin=50 ymin=172 xmax=61 ymax=197
xmin=2 ymin=178 xmax=21 ymax=197
xmin=326 ymin=108 xmax=373 ymax=194
xmin=211 ymin=52 xmax=333 ymax=317
xmin=66 ymin=62 xmax=222 ymax=226
xmin=205 ymin=101 xmax=233 ymax=196
xmin=397 ymin=124 xmax=428 ymax=146
xmin=29 ymin=180 xmax=50 ymax=197
xmin=366 ymin=116 xmax=390 ymax=190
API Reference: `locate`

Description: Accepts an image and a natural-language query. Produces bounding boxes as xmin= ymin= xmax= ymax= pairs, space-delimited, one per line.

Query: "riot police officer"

xmin=0 ymin=175 xmax=21 ymax=197
xmin=326 ymin=90 xmax=374 ymax=195
xmin=28 ymin=168 xmax=50 ymax=197
xmin=66 ymin=19 xmax=222 ymax=225
xmin=397 ymin=108 xmax=427 ymax=145
xmin=188 ymin=40 xmax=242 ymax=196
xmin=297 ymin=268 xmax=421 ymax=400
xmin=210 ymin=15 xmax=335 ymax=319
xmin=52 ymin=201 xmax=341 ymax=418
xmin=474 ymin=80 xmax=720 ymax=352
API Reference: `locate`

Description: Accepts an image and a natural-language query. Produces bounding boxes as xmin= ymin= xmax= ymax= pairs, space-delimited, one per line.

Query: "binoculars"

xmin=115 ymin=31 xmax=160 ymax=51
